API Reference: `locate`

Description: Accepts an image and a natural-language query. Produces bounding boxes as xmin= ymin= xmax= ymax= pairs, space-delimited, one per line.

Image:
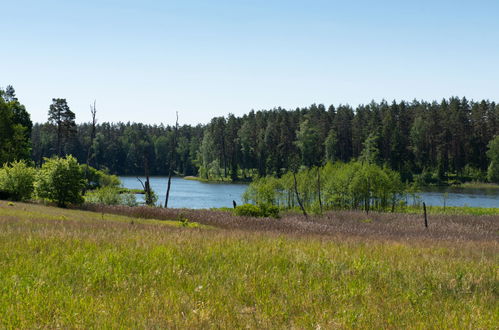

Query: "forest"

xmin=2 ymin=85 xmax=499 ymax=185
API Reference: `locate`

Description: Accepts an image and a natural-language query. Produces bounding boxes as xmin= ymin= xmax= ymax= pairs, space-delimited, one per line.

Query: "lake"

xmin=120 ymin=177 xmax=499 ymax=209
xmin=120 ymin=177 xmax=248 ymax=209
xmin=416 ymin=187 xmax=499 ymax=208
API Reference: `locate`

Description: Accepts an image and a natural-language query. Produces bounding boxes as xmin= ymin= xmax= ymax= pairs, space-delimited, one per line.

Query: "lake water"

xmin=417 ymin=187 xmax=499 ymax=208
xmin=120 ymin=177 xmax=499 ymax=209
xmin=120 ymin=177 xmax=248 ymax=209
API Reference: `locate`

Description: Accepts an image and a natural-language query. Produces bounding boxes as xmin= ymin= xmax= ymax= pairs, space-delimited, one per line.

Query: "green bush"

xmin=35 ymin=156 xmax=86 ymax=207
xmin=85 ymin=187 xmax=138 ymax=207
xmin=121 ymin=193 xmax=138 ymax=207
xmin=234 ymin=204 xmax=263 ymax=217
xmin=234 ymin=203 xmax=279 ymax=218
xmin=0 ymin=160 xmax=36 ymax=201
xmin=461 ymin=165 xmax=486 ymax=182
xmin=85 ymin=186 xmax=122 ymax=205
xmin=81 ymin=165 xmax=121 ymax=190
xmin=259 ymin=203 xmax=280 ymax=218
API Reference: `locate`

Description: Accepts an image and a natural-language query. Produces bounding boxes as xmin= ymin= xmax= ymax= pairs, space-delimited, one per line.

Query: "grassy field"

xmin=1 ymin=201 xmax=498 ymax=328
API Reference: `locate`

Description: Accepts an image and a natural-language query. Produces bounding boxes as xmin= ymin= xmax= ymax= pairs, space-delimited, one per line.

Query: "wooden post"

xmin=423 ymin=202 xmax=428 ymax=228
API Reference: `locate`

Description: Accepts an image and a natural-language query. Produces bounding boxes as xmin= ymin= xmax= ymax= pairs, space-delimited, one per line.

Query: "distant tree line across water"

xmin=2 ymin=85 xmax=499 ymax=184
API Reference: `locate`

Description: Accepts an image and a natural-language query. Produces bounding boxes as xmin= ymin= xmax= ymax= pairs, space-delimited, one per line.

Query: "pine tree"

xmin=48 ymin=98 xmax=76 ymax=156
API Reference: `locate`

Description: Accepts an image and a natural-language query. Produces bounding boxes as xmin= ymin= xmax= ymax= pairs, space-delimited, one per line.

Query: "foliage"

xmin=0 ymin=161 xmax=36 ymax=201
xmin=295 ymin=118 xmax=321 ymax=167
xmin=461 ymin=165 xmax=487 ymax=182
xmin=324 ymin=129 xmax=338 ymax=162
xmin=35 ymin=156 xmax=86 ymax=207
xmin=0 ymin=86 xmax=32 ymax=164
xmin=358 ymin=132 xmax=380 ymax=164
xmin=85 ymin=186 xmax=139 ymax=207
xmin=28 ymin=98 xmax=498 ymax=186
xmin=85 ymin=186 xmax=121 ymax=205
xmin=81 ymin=164 xmax=121 ymax=190
xmin=259 ymin=203 xmax=280 ymax=218
xmin=234 ymin=203 xmax=279 ymax=218
xmin=120 ymin=193 xmax=139 ymax=207
xmin=234 ymin=203 xmax=263 ymax=217
xmin=244 ymin=162 xmax=405 ymax=213
xmin=47 ymin=98 xmax=76 ymax=156
xmin=486 ymin=135 xmax=499 ymax=183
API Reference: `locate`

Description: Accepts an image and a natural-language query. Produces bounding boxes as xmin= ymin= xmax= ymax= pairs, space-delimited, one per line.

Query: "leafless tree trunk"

xmin=317 ymin=166 xmax=323 ymax=214
xmin=83 ymin=101 xmax=97 ymax=193
xmin=86 ymin=101 xmax=97 ymax=167
xmin=138 ymin=155 xmax=153 ymax=206
xmin=293 ymin=171 xmax=307 ymax=217
xmin=165 ymin=112 xmax=179 ymax=208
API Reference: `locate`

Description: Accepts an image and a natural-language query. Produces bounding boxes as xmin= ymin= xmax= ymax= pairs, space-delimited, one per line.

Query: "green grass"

xmin=0 ymin=201 xmax=497 ymax=328
xmin=183 ymin=175 xmax=231 ymax=183
xmin=453 ymin=182 xmax=499 ymax=189
xmin=117 ymin=187 xmax=145 ymax=194
xmin=183 ymin=175 xmax=251 ymax=183
xmin=280 ymin=204 xmax=499 ymax=216
xmin=403 ymin=205 xmax=499 ymax=216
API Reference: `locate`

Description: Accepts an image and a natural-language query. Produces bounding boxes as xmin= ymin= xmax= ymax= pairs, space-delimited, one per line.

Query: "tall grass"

xmin=0 ymin=201 xmax=498 ymax=328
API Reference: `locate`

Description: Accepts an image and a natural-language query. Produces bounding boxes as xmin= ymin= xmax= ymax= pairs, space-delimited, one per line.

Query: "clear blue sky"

xmin=2 ymin=0 xmax=499 ymax=125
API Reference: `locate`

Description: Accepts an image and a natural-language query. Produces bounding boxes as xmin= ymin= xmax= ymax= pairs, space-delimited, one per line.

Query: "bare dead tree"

xmin=137 ymin=154 xmax=153 ymax=206
xmin=293 ymin=171 xmax=307 ymax=217
xmin=86 ymin=100 xmax=97 ymax=167
xmin=83 ymin=100 xmax=97 ymax=193
xmin=165 ymin=111 xmax=179 ymax=208
xmin=317 ymin=166 xmax=323 ymax=214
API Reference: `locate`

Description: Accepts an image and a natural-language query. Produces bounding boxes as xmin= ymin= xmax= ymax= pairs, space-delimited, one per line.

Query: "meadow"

xmin=0 ymin=201 xmax=498 ymax=328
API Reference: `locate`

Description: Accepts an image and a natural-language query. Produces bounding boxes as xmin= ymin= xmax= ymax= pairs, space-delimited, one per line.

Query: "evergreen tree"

xmin=48 ymin=98 xmax=76 ymax=156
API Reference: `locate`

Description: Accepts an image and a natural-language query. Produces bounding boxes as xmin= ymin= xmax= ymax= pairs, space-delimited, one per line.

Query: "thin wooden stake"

xmin=423 ymin=202 xmax=428 ymax=228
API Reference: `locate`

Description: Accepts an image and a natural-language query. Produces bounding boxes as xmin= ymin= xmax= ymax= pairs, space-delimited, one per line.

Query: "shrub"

xmin=0 ymin=160 xmax=36 ymax=201
xmin=234 ymin=203 xmax=279 ymax=218
xmin=35 ymin=156 xmax=86 ymax=207
xmin=234 ymin=204 xmax=263 ymax=217
xmin=461 ymin=165 xmax=486 ymax=182
xmin=121 ymin=193 xmax=138 ymax=207
xmin=81 ymin=165 xmax=121 ymax=190
xmin=85 ymin=186 xmax=122 ymax=205
xmin=259 ymin=203 xmax=280 ymax=218
xmin=85 ymin=187 xmax=139 ymax=207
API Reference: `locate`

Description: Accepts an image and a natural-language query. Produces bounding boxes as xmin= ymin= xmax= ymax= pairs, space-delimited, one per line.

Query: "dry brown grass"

xmin=81 ymin=204 xmax=499 ymax=243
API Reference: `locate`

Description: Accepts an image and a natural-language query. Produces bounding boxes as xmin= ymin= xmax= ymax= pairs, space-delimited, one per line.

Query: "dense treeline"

xmin=30 ymin=97 xmax=499 ymax=183
xmin=2 ymin=84 xmax=499 ymax=183
xmin=32 ymin=121 xmax=203 ymax=176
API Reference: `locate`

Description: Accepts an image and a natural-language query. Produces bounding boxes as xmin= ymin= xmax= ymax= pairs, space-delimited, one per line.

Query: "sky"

xmin=2 ymin=0 xmax=499 ymax=125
